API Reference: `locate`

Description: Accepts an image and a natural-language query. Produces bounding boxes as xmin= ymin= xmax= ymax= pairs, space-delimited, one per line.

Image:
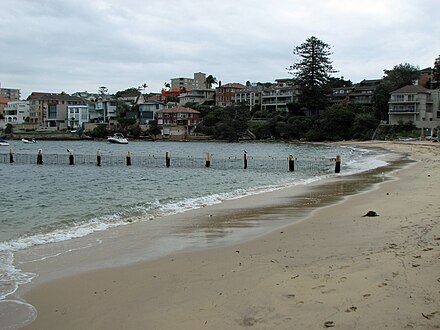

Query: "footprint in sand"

xmin=321 ymin=288 xmax=336 ymax=294
xmin=312 ymin=284 xmax=326 ymax=290
xmin=345 ymin=306 xmax=358 ymax=312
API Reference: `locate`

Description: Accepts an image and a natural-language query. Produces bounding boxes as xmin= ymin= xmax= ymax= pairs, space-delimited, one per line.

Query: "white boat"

xmin=0 ymin=139 xmax=9 ymax=146
xmin=22 ymin=138 xmax=36 ymax=144
xmin=107 ymin=133 xmax=128 ymax=144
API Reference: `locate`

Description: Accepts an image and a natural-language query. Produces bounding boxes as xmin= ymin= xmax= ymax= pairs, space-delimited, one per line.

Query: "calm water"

xmin=0 ymin=140 xmax=390 ymax=329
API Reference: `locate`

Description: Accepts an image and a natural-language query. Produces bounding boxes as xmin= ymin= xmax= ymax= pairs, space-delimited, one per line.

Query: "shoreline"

xmin=14 ymin=141 xmax=440 ymax=329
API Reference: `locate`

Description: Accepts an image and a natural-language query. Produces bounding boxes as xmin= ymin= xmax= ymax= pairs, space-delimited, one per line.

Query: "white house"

xmin=67 ymin=105 xmax=89 ymax=129
xmin=4 ymin=100 xmax=29 ymax=124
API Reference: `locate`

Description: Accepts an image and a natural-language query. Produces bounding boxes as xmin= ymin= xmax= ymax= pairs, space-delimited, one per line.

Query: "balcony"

xmin=388 ymin=109 xmax=419 ymax=114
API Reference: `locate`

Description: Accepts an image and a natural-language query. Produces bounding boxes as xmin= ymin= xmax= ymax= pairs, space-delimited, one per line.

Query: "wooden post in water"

xmin=69 ymin=150 xmax=74 ymax=165
xmin=243 ymin=151 xmax=248 ymax=169
xmin=9 ymin=148 xmax=14 ymax=164
xmin=288 ymin=154 xmax=295 ymax=172
xmin=165 ymin=151 xmax=171 ymax=168
xmin=96 ymin=150 xmax=101 ymax=166
xmin=335 ymin=155 xmax=341 ymax=173
xmin=126 ymin=151 xmax=132 ymax=166
xmin=205 ymin=152 xmax=211 ymax=167
xmin=37 ymin=149 xmax=43 ymax=165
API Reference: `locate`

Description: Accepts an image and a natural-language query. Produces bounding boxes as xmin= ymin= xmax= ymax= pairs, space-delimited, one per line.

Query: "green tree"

xmin=288 ymin=36 xmax=337 ymax=115
xmin=373 ymin=63 xmax=420 ymax=120
xmin=383 ymin=63 xmax=420 ymax=90
xmin=314 ymin=105 xmax=355 ymax=141
xmin=147 ymin=120 xmax=161 ymax=138
xmin=205 ymin=75 xmax=218 ymax=89
xmin=115 ymin=88 xmax=140 ymax=98
xmin=5 ymin=123 xmax=13 ymax=134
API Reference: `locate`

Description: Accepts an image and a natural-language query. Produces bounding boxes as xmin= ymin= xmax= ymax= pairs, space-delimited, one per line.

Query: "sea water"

xmin=0 ymin=140 xmax=390 ymax=328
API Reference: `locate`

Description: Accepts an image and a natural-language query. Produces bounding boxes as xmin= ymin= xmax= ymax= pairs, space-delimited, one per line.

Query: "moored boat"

xmin=107 ymin=133 xmax=128 ymax=144
xmin=22 ymin=138 xmax=36 ymax=144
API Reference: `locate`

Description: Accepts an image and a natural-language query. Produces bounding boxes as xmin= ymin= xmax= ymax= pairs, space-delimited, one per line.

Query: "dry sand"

xmin=21 ymin=141 xmax=440 ymax=329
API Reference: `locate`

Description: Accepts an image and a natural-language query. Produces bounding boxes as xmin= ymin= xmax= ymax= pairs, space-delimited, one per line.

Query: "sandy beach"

xmin=20 ymin=141 xmax=440 ymax=329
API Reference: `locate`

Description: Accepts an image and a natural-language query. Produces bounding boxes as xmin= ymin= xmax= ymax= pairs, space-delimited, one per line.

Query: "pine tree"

xmin=288 ymin=36 xmax=336 ymax=115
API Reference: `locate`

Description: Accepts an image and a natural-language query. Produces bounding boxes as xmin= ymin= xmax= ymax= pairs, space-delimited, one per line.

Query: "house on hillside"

xmin=388 ymin=85 xmax=440 ymax=131
xmin=347 ymin=79 xmax=382 ymax=105
xmin=178 ymin=89 xmax=215 ymax=105
xmin=235 ymin=84 xmax=264 ymax=110
xmin=261 ymin=79 xmax=299 ymax=113
xmin=157 ymin=106 xmax=200 ymax=136
xmin=215 ymin=83 xmax=245 ymax=107
xmin=139 ymin=100 xmax=165 ymax=124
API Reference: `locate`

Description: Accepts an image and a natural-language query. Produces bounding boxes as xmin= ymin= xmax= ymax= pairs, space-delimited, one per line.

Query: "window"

xmin=395 ymin=95 xmax=404 ymax=102
xmin=48 ymin=105 xmax=57 ymax=118
xmin=407 ymin=94 xmax=414 ymax=101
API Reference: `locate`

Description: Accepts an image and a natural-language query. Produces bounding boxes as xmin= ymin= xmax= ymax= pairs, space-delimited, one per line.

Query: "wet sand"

xmin=20 ymin=141 xmax=440 ymax=329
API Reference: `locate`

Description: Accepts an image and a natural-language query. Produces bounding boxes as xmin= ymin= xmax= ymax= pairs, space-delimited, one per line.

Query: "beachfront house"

xmin=157 ymin=106 xmax=200 ymax=136
xmin=67 ymin=105 xmax=89 ymax=129
xmin=388 ymin=85 xmax=440 ymax=133
xmin=4 ymin=100 xmax=30 ymax=124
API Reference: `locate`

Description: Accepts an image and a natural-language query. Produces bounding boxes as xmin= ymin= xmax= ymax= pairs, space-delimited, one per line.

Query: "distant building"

xmin=139 ymin=100 xmax=165 ymax=124
xmin=235 ymin=84 xmax=264 ymax=110
xmin=95 ymin=97 xmax=118 ymax=123
xmin=4 ymin=100 xmax=29 ymax=124
xmin=170 ymin=72 xmax=207 ymax=91
xmin=215 ymin=83 xmax=246 ymax=107
xmin=157 ymin=106 xmax=200 ymax=136
xmin=26 ymin=92 xmax=85 ymax=127
xmin=0 ymin=87 xmax=20 ymax=101
xmin=330 ymin=86 xmax=355 ymax=104
xmin=388 ymin=85 xmax=440 ymax=129
xmin=178 ymin=89 xmax=215 ymax=105
xmin=347 ymin=79 xmax=382 ymax=105
xmin=67 ymin=105 xmax=89 ymax=129
xmin=261 ymin=79 xmax=299 ymax=112
xmin=0 ymin=97 xmax=9 ymax=117
xmin=71 ymin=91 xmax=100 ymax=102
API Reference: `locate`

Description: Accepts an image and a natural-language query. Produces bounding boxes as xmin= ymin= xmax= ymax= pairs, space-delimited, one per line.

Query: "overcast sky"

xmin=1 ymin=0 xmax=439 ymax=99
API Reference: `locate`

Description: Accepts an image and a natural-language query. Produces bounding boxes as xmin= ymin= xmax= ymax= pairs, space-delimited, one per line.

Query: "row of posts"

xmin=7 ymin=148 xmax=341 ymax=173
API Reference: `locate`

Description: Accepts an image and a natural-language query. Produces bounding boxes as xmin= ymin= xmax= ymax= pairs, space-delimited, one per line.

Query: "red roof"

xmin=218 ymin=83 xmax=245 ymax=89
xmin=157 ymin=106 xmax=200 ymax=114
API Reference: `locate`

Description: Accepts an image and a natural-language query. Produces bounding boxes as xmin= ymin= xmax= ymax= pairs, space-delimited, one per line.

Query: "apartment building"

xmin=215 ymin=83 xmax=245 ymax=107
xmin=235 ymin=84 xmax=263 ymax=110
xmin=261 ymin=79 xmax=299 ymax=112
xmin=170 ymin=72 xmax=207 ymax=91
xmin=0 ymin=87 xmax=20 ymax=101
xmin=388 ymin=85 xmax=440 ymax=129
xmin=27 ymin=92 xmax=85 ymax=127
